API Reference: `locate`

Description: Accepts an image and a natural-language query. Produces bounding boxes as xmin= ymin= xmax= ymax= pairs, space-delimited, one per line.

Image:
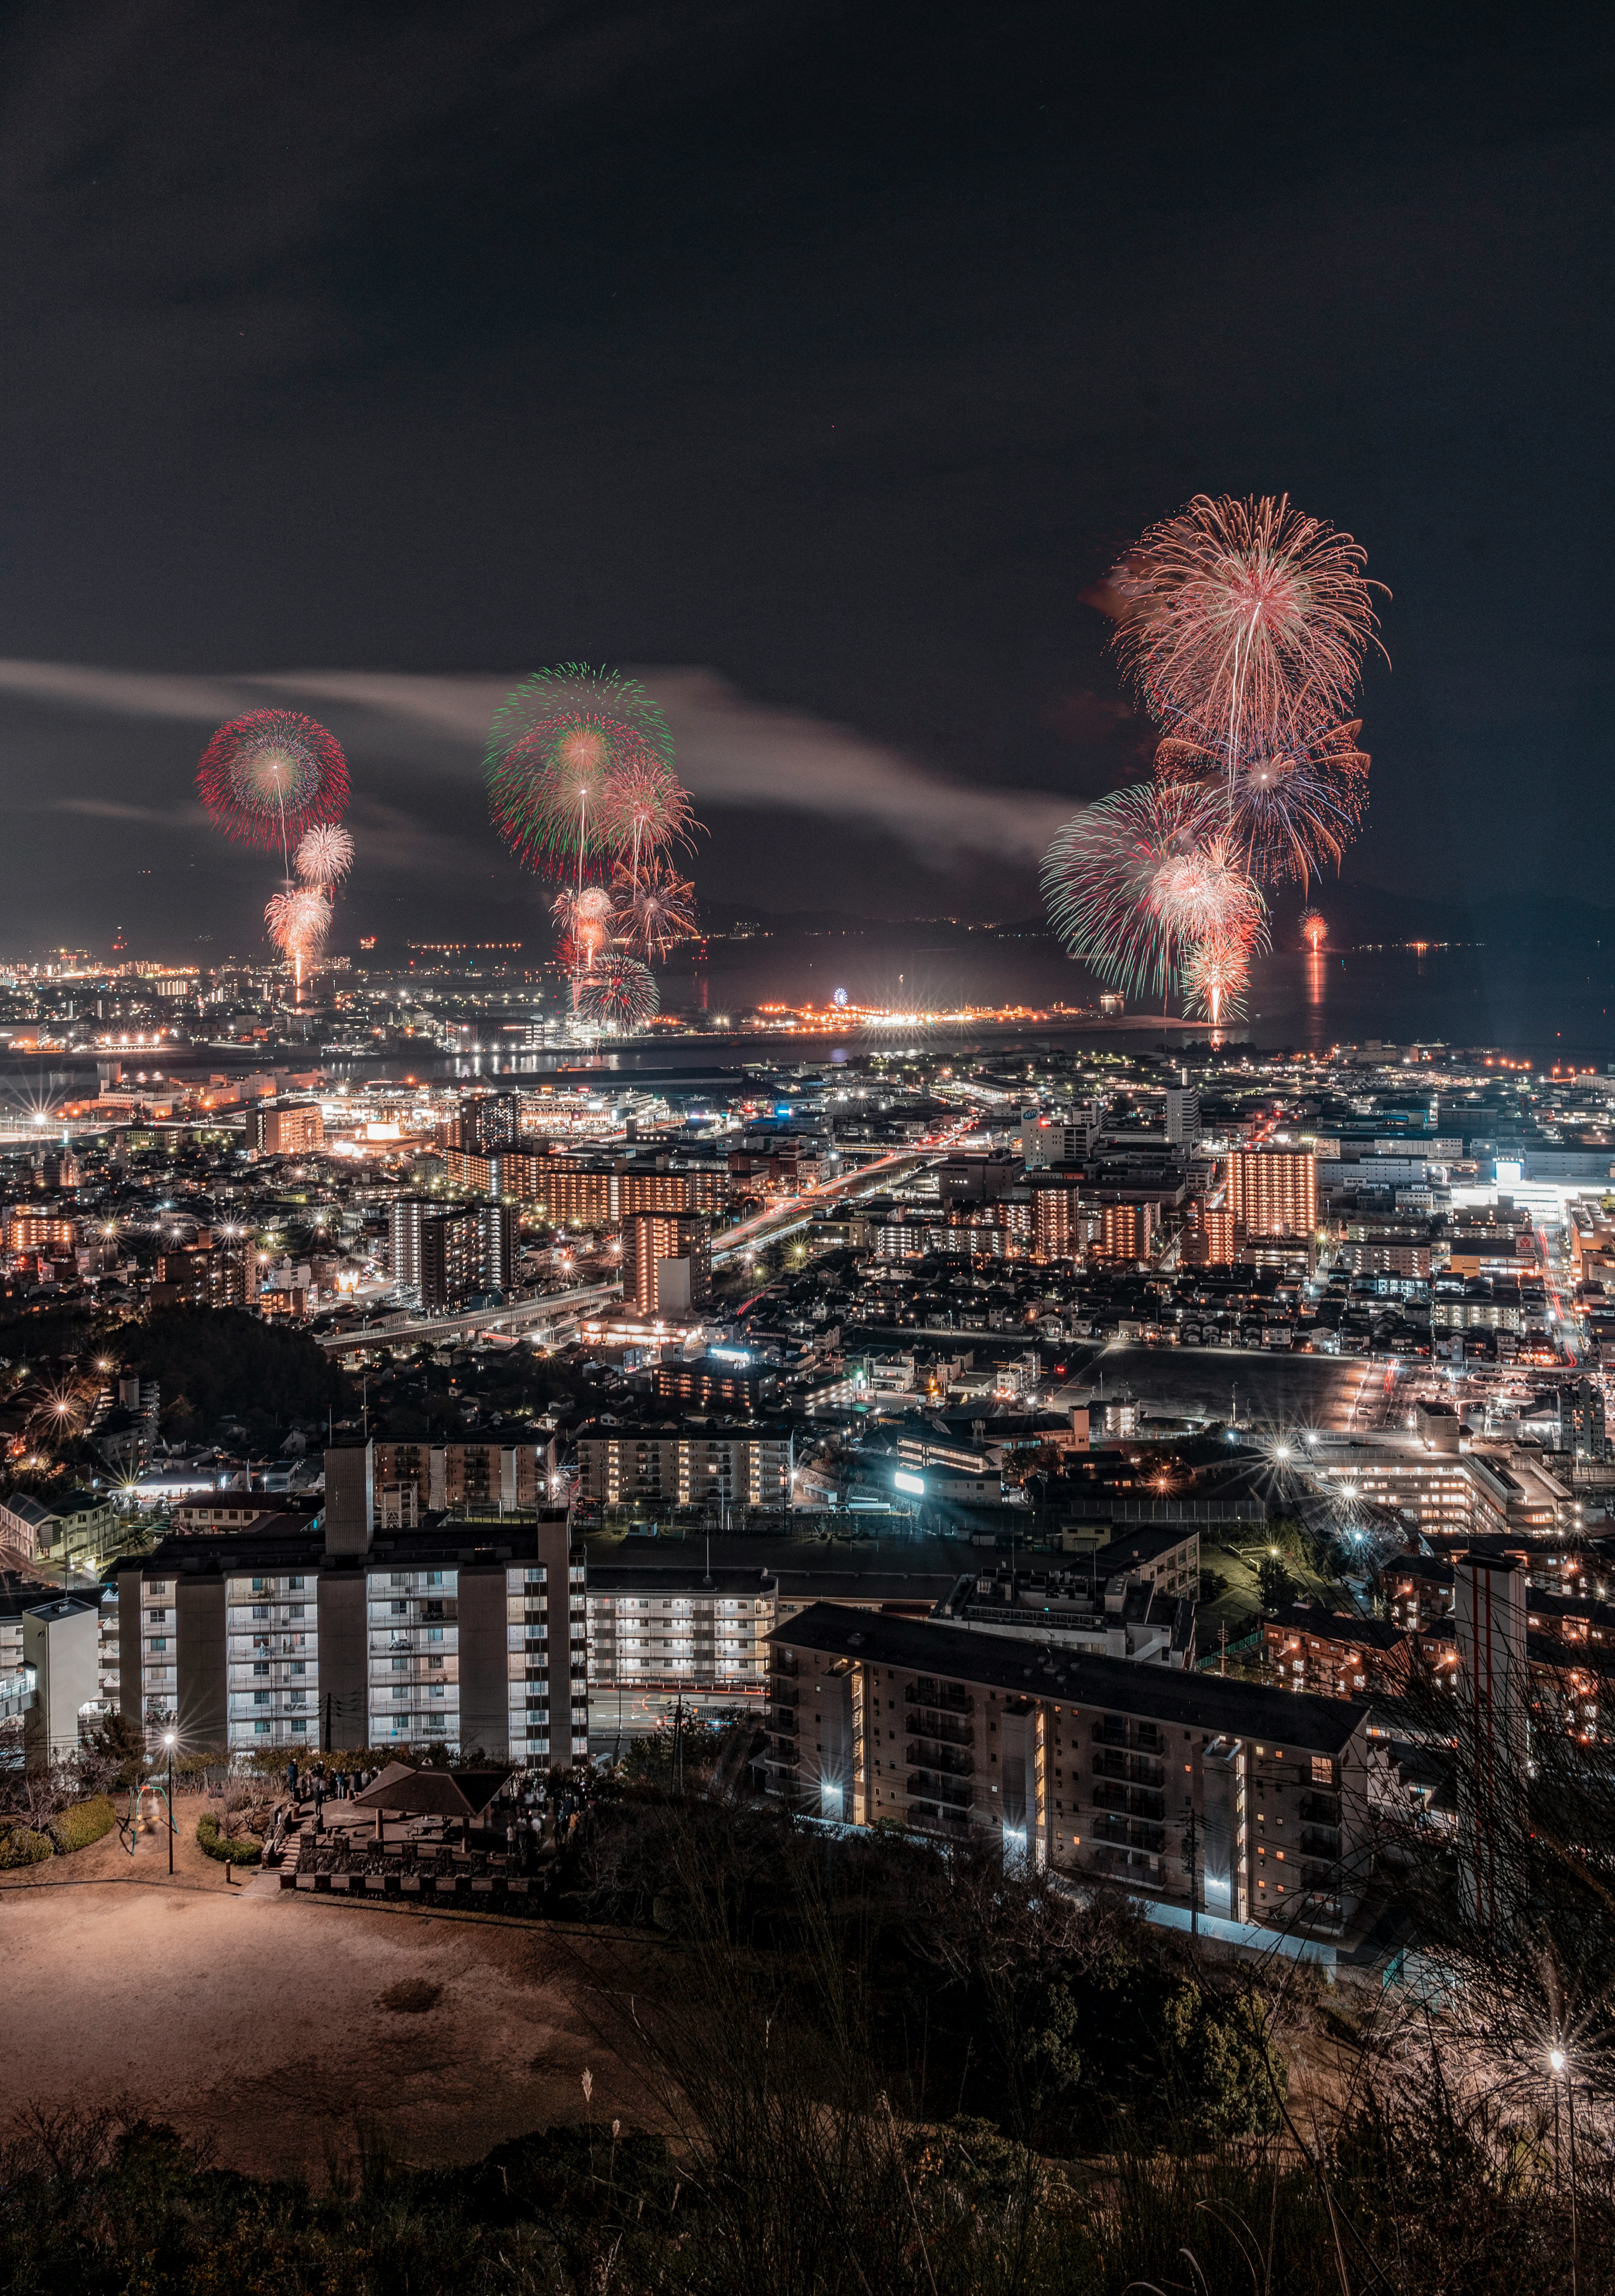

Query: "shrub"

xmin=0 ymin=1825 xmax=55 ymax=1868
xmin=195 ymin=1811 xmax=261 ymax=1866
xmin=54 ymin=1796 xmax=116 ymax=1854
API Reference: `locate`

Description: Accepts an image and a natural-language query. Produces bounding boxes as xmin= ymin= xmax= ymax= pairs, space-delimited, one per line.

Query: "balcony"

xmin=1299 ymin=1792 xmax=1342 ymax=1826
xmin=907 ymin=1770 xmax=972 ymax=1809
xmin=1092 ymin=1749 xmax=1166 ymax=1788
xmin=1299 ymin=1829 xmax=1341 ymax=1861
xmin=905 ymin=1737 xmax=973 ymax=1777
xmin=906 ymin=1680 xmax=973 ymax=1718
xmin=1093 ymin=1719 xmax=1165 ymax=1756
xmin=906 ymin=1803 xmax=972 ymax=1840
xmin=1095 ymin=1813 xmax=1165 ymax=1854
xmin=1091 ymin=1782 xmax=1165 ymax=1820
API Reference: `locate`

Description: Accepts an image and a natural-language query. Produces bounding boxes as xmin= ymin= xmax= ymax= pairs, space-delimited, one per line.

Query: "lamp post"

xmin=163 ymin=1730 xmax=176 ymax=1875
xmin=1549 ymin=2046 xmax=1577 ymax=2296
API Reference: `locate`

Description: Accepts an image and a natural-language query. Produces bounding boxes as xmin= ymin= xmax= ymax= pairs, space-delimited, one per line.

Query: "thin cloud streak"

xmin=0 ymin=658 xmax=1070 ymax=869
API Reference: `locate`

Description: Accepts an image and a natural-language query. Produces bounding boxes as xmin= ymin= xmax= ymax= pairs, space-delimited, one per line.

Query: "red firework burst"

xmin=1106 ymin=494 xmax=1386 ymax=760
xmin=197 ymin=710 xmax=349 ymax=855
xmin=1155 ymin=717 xmax=1369 ymax=889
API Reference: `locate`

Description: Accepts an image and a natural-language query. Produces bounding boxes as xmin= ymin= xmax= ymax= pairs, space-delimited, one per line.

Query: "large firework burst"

xmin=198 ymin=710 xmax=349 ymax=860
xmin=485 ymin=666 xmax=674 ymax=887
xmin=1041 ymin=781 xmax=1245 ymax=998
xmin=1106 ymin=494 xmax=1386 ymax=763
xmin=294 ymin=823 xmax=355 ymax=886
xmin=575 ymin=953 xmax=659 ymax=1031
xmin=612 ymin=856 xmax=697 ymax=960
xmin=1155 ymin=717 xmax=1369 ymax=889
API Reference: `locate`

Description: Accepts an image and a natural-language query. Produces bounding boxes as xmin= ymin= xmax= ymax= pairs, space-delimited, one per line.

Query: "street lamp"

xmin=163 ymin=1730 xmax=177 ymax=1875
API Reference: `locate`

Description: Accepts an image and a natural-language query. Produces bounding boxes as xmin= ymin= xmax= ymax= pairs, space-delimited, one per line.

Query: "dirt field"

xmin=0 ymin=1792 xmax=655 ymax=2176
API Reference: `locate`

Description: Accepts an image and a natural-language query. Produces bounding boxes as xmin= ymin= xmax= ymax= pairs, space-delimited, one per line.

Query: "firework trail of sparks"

xmin=1147 ymin=826 xmax=1269 ymax=947
xmin=294 ymin=823 xmax=355 ymax=885
xmin=1106 ymin=494 xmax=1387 ymax=771
xmin=1300 ymin=907 xmax=1328 ymax=949
xmin=575 ymin=953 xmax=659 ymax=1031
xmin=611 ymin=857 xmax=697 ymax=960
xmin=265 ymin=885 xmax=331 ymax=995
xmin=1182 ymin=931 xmax=1254 ymax=1027
xmin=486 ymin=666 xmax=674 ymax=893
xmin=551 ymin=885 xmax=614 ymax=974
xmin=198 ymin=710 xmax=349 ymax=867
xmin=1040 ymin=781 xmax=1252 ymax=999
xmin=598 ymin=756 xmax=701 ymax=891
xmin=1155 ymin=718 xmax=1369 ymax=889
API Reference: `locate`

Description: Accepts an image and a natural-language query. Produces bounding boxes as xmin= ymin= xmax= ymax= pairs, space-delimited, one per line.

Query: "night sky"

xmin=2 ymin=3 xmax=1612 ymax=956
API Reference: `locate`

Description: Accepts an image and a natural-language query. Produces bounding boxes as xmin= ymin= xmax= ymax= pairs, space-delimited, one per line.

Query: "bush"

xmin=195 ymin=1811 xmax=261 ymax=1866
xmin=0 ymin=1825 xmax=55 ymax=1868
xmin=54 ymin=1796 xmax=116 ymax=1854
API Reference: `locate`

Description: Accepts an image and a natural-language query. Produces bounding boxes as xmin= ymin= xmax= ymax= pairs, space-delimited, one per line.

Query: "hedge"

xmin=0 ymin=1826 xmax=56 ymax=1869
xmin=55 ymin=1796 xmax=117 ymax=1854
xmin=196 ymin=1811 xmax=262 ymax=1866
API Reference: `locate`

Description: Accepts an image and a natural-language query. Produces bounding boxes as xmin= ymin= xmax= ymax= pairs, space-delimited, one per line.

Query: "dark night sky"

xmin=2 ymin=1 xmax=1612 ymax=956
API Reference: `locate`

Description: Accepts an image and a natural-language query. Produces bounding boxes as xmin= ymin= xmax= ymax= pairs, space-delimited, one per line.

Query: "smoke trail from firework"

xmin=1041 ymin=781 xmax=1245 ymax=999
xmin=1105 ymin=494 xmax=1386 ymax=767
xmin=1156 ymin=718 xmax=1369 ymax=889
xmin=198 ymin=709 xmax=349 ymax=864
xmin=576 ymin=953 xmax=659 ymax=1030
xmin=486 ymin=666 xmax=674 ymax=891
xmin=612 ymin=857 xmax=696 ymax=960
xmin=294 ymin=823 xmax=355 ymax=886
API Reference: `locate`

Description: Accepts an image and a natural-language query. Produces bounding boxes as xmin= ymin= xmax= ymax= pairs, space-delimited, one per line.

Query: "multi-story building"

xmin=651 ymin=1354 xmax=780 ymax=1413
xmin=389 ymin=1198 xmax=516 ymax=1311
xmin=625 ymin=1209 xmax=711 ymax=1316
xmin=766 ymin=1605 xmax=1370 ymax=1936
xmin=1094 ymin=1201 xmax=1159 ymax=1263
xmin=253 ymin=1103 xmax=326 ymax=1156
xmin=1226 ymin=1149 xmax=1318 ymax=1238
xmin=103 ymin=1443 xmax=587 ymax=1764
xmin=574 ymin=1419 xmax=794 ymax=1510
xmin=1261 ymin=1603 xmax=1413 ymax=1699
xmin=456 ymin=1092 xmax=522 ymax=1154
xmin=586 ymin=1565 xmax=778 ymax=1698
xmin=5 ymin=1211 xmax=78 ymax=1255
xmin=371 ymin=1439 xmax=551 ymax=1512
xmin=446 ymin=1152 xmax=729 ymax=1224
xmin=156 ymin=1235 xmax=259 ymax=1307
xmin=1164 ymin=1086 xmax=1201 ymax=1145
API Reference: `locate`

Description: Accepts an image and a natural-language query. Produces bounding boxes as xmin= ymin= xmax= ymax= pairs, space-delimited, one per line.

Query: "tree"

xmin=1258 ymin=1554 xmax=1296 ymax=1610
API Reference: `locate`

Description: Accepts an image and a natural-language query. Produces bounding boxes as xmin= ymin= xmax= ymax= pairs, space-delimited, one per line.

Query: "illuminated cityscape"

xmin=0 ymin=3 xmax=1608 ymax=2286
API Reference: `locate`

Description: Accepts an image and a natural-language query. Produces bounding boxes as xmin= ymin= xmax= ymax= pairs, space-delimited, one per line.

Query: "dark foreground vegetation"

xmin=5 ymin=1773 xmax=1612 ymax=2296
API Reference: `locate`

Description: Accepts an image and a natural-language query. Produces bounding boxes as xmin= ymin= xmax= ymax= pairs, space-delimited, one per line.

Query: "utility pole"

xmin=1183 ymin=1797 xmax=1199 ymax=1938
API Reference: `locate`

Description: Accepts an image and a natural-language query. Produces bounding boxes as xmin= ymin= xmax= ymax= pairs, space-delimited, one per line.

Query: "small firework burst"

xmin=485 ymin=666 xmax=674 ymax=883
xmin=294 ymin=823 xmax=355 ymax=886
xmin=1182 ymin=931 xmax=1252 ymax=1027
xmin=1156 ymin=718 xmax=1369 ymax=889
xmin=576 ymin=953 xmax=659 ymax=1031
xmin=612 ymin=856 xmax=697 ymax=960
xmin=198 ymin=710 xmax=349 ymax=856
xmin=265 ymin=884 xmax=331 ymax=957
xmin=1300 ymin=907 xmax=1328 ymax=950
xmin=599 ymin=755 xmax=700 ymax=886
xmin=551 ymin=884 xmax=614 ymax=971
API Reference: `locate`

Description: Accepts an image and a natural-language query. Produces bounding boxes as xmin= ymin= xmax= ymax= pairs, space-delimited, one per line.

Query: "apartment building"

xmin=574 ymin=1420 xmax=794 ymax=1509
xmin=1226 ymin=1149 xmax=1318 ymax=1237
xmin=103 ymin=1444 xmax=587 ymax=1764
xmin=767 ymin=1605 xmax=1370 ymax=1936
xmin=443 ymin=1150 xmax=727 ymax=1224
xmin=625 ymin=1209 xmax=711 ymax=1317
xmin=253 ymin=1102 xmax=326 ymax=1156
xmin=586 ymin=1565 xmax=778 ymax=1696
xmin=371 ymin=1439 xmax=552 ymax=1513
xmin=389 ymin=1198 xmax=516 ymax=1311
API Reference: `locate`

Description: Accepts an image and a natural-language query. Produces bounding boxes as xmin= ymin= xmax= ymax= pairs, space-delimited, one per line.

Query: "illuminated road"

xmin=710 ymin=1114 xmax=982 ymax=1264
xmin=315 ymin=1279 xmax=622 ymax=1354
